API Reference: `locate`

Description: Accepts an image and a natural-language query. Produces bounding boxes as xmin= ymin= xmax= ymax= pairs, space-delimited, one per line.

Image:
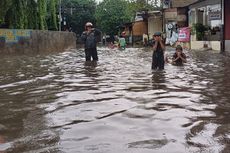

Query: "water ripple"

xmin=0 ymin=47 xmax=230 ymax=153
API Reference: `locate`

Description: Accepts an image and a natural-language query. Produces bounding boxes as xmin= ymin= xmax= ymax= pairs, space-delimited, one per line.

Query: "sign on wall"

xmin=0 ymin=29 xmax=31 ymax=43
xmin=209 ymin=11 xmax=222 ymax=20
xmin=165 ymin=8 xmax=177 ymax=19
xmin=178 ymin=27 xmax=190 ymax=42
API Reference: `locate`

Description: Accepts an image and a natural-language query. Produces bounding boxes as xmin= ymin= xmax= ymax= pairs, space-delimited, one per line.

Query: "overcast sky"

xmin=95 ymin=0 xmax=103 ymax=3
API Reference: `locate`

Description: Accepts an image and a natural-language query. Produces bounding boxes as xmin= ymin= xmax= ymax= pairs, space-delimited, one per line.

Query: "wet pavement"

xmin=0 ymin=47 xmax=230 ymax=153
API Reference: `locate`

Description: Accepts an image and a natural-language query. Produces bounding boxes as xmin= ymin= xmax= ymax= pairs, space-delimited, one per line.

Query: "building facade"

xmin=148 ymin=11 xmax=163 ymax=39
xmin=224 ymin=0 xmax=230 ymax=52
xmin=162 ymin=0 xmax=197 ymax=47
xmin=188 ymin=0 xmax=222 ymax=51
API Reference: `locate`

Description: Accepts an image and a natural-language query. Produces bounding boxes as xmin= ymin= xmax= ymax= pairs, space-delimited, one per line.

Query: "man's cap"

xmin=153 ymin=32 xmax=161 ymax=36
xmin=85 ymin=22 xmax=93 ymax=27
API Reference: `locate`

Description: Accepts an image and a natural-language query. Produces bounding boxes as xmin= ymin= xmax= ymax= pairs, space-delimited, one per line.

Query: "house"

xmin=118 ymin=12 xmax=148 ymax=46
xmin=133 ymin=10 xmax=163 ymax=45
xmin=148 ymin=11 xmax=163 ymax=39
xmin=132 ymin=20 xmax=148 ymax=44
xmin=224 ymin=0 xmax=230 ymax=52
xmin=163 ymin=0 xmax=197 ymax=47
xmin=171 ymin=0 xmax=199 ymax=8
xmin=188 ymin=0 xmax=223 ymax=51
xmin=121 ymin=11 xmax=162 ymax=46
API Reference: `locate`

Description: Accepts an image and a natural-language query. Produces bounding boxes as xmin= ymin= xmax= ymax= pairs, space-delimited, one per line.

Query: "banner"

xmin=178 ymin=27 xmax=190 ymax=42
xmin=0 ymin=29 xmax=31 ymax=43
xmin=163 ymin=0 xmax=171 ymax=9
xmin=209 ymin=11 xmax=222 ymax=20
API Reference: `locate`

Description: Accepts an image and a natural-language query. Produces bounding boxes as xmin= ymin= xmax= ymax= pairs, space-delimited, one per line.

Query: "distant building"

xmin=224 ymin=0 xmax=230 ymax=52
xmin=148 ymin=11 xmax=163 ymax=39
xmin=171 ymin=0 xmax=199 ymax=8
xmin=132 ymin=10 xmax=163 ymax=46
xmin=161 ymin=0 xmax=197 ymax=47
xmin=188 ymin=0 xmax=223 ymax=51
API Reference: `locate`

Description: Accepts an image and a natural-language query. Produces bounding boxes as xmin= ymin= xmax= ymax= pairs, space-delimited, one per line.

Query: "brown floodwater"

xmin=0 ymin=47 xmax=230 ymax=153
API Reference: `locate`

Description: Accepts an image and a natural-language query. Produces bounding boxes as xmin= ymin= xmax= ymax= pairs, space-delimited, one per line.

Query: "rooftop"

xmin=171 ymin=0 xmax=199 ymax=7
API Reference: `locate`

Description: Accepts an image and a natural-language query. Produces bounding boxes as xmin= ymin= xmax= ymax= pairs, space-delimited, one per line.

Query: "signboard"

xmin=0 ymin=29 xmax=31 ymax=43
xmin=178 ymin=27 xmax=190 ymax=42
xmin=209 ymin=11 xmax=221 ymax=20
xmin=165 ymin=8 xmax=177 ymax=19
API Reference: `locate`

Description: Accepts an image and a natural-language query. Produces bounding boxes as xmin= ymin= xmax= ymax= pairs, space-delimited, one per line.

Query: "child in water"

xmin=172 ymin=45 xmax=187 ymax=65
xmin=118 ymin=36 xmax=126 ymax=50
xmin=152 ymin=32 xmax=165 ymax=70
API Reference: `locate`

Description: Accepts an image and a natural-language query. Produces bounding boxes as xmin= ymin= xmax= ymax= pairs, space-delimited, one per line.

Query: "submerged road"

xmin=0 ymin=47 xmax=230 ymax=153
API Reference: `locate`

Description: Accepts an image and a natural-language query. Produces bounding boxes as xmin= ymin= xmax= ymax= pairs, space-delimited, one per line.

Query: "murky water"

xmin=0 ymin=47 xmax=230 ymax=153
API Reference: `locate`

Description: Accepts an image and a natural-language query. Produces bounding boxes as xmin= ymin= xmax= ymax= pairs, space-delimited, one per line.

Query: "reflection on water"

xmin=0 ymin=48 xmax=230 ymax=153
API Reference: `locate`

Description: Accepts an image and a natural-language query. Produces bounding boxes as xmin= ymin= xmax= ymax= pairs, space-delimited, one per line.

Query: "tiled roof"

xmin=171 ymin=0 xmax=199 ymax=7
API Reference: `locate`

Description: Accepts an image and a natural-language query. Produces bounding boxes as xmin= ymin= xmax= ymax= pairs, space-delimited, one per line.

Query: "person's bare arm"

xmin=172 ymin=56 xmax=180 ymax=62
xmin=179 ymin=54 xmax=187 ymax=63
xmin=153 ymin=41 xmax=158 ymax=51
xmin=158 ymin=39 xmax=165 ymax=51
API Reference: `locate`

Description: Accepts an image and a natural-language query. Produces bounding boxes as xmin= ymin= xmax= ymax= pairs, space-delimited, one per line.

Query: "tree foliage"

xmin=128 ymin=0 xmax=162 ymax=13
xmin=61 ymin=0 xmax=97 ymax=34
xmin=6 ymin=0 xmax=28 ymax=29
xmin=95 ymin=0 xmax=131 ymax=35
xmin=0 ymin=0 xmax=13 ymax=25
xmin=48 ymin=0 xmax=58 ymax=30
xmin=95 ymin=0 xmax=162 ymax=35
xmin=38 ymin=0 xmax=47 ymax=30
xmin=0 ymin=0 xmax=58 ymax=30
xmin=131 ymin=0 xmax=162 ymax=9
xmin=0 ymin=0 xmax=162 ymax=31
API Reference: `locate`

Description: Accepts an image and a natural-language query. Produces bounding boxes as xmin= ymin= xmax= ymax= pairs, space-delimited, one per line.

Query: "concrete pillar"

xmin=193 ymin=8 xmax=198 ymax=41
xmin=203 ymin=7 xmax=207 ymax=25
xmin=195 ymin=8 xmax=198 ymax=24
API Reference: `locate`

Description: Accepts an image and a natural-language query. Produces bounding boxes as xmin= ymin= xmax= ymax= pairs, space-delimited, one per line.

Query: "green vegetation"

xmin=0 ymin=0 xmax=57 ymax=30
xmin=95 ymin=0 xmax=131 ymax=35
xmin=192 ymin=23 xmax=210 ymax=41
xmin=48 ymin=0 xmax=58 ymax=30
xmin=61 ymin=0 xmax=97 ymax=34
xmin=0 ymin=0 xmax=162 ymax=33
xmin=95 ymin=0 xmax=162 ymax=34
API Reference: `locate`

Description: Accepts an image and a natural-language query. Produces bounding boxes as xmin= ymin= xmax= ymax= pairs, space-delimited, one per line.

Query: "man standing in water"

xmin=81 ymin=22 xmax=101 ymax=61
xmin=152 ymin=32 xmax=165 ymax=70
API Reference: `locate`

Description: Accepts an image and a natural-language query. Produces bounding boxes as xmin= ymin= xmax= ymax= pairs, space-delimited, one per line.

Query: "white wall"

xmin=191 ymin=41 xmax=220 ymax=51
xmin=148 ymin=16 xmax=162 ymax=38
xmin=225 ymin=40 xmax=230 ymax=52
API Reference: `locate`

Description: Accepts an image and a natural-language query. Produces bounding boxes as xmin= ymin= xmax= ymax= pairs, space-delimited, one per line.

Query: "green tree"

xmin=0 ymin=0 xmax=58 ymax=30
xmin=0 ymin=0 xmax=13 ymax=25
xmin=6 ymin=0 xmax=28 ymax=29
xmin=27 ymin=0 xmax=39 ymax=29
xmin=95 ymin=0 xmax=131 ymax=35
xmin=128 ymin=0 xmax=162 ymax=13
xmin=61 ymin=0 xmax=97 ymax=34
xmin=38 ymin=0 xmax=47 ymax=30
xmin=47 ymin=0 xmax=58 ymax=30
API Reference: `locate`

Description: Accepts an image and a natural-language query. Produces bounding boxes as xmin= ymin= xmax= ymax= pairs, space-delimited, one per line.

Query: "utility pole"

xmin=59 ymin=0 xmax=62 ymax=31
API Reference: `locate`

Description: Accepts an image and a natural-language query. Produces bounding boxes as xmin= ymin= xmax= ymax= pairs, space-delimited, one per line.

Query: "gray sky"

xmin=95 ymin=0 xmax=103 ymax=3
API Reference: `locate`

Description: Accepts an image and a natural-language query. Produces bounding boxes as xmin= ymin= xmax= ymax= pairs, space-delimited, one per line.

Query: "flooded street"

xmin=0 ymin=47 xmax=230 ymax=153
